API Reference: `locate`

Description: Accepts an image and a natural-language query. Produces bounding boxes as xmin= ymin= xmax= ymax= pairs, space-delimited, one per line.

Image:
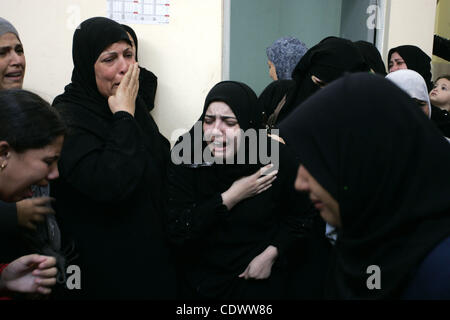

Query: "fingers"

xmin=35 ymin=277 xmax=57 ymax=288
xmin=260 ymin=163 xmax=274 ymax=175
xmin=29 ymin=196 xmax=55 ymax=206
xmin=17 ymin=254 xmax=47 ymax=267
xmin=33 ymin=267 xmax=57 ymax=278
xmin=120 ymin=61 xmax=134 ymax=89
xmin=36 ymin=286 xmax=52 ymax=295
xmin=37 ymin=256 xmax=57 ymax=270
xmin=238 ymin=266 xmax=249 ymax=279
xmin=129 ymin=63 xmax=140 ymax=96
xmin=25 ymin=221 xmax=37 ymax=230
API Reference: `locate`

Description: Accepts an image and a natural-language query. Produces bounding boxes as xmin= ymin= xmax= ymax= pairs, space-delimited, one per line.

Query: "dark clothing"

xmin=121 ymin=24 xmax=158 ymax=111
xmin=52 ymin=17 xmax=175 ymax=299
xmin=0 ymin=201 xmax=23 ymax=262
xmin=433 ymin=34 xmax=450 ymax=61
xmin=167 ymin=81 xmax=315 ymax=299
xmin=167 ymin=142 xmax=314 ymax=299
xmin=257 ymin=80 xmax=295 ymax=126
xmin=138 ymin=67 xmax=158 ymax=111
xmin=51 ymin=109 xmax=175 ymax=299
xmin=268 ymin=37 xmax=369 ymax=125
xmin=388 ymin=45 xmax=433 ymax=91
xmin=280 ymin=73 xmax=450 ymax=299
xmin=402 ymin=236 xmax=450 ymax=299
xmin=0 ymin=201 xmax=17 ymax=238
xmin=431 ymin=105 xmax=450 ymax=138
xmin=354 ymin=40 xmax=387 ymax=75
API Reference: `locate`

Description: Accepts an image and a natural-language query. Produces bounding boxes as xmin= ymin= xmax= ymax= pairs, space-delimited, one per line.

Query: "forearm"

xmin=221 ymin=189 xmax=243 ymax=211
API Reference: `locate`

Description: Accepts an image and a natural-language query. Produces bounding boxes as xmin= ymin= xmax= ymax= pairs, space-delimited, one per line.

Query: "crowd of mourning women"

xmin=1 ymin=15 xmax=450 ymax=300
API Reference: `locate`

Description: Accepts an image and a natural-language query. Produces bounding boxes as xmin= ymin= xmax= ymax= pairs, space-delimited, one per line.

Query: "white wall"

xmin=382 ymin=0 xmax=437 ymax=62
xmin=2 ymin=0 xmax=223 ymax=143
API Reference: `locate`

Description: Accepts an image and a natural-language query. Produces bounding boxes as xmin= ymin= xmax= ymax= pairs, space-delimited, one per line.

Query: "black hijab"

xmin=257 ymin=79 xmax=295 ymax=126
xmin=279 ymin=73 xmax=450 ymax=299
xmin=388 ymin=45 xmax=433 ymax=91
xmin=53 ymin=17 xmax=167 ymax=165
xmin=121 ymin=24 xmax=158 ymax=111
xmin=354 ymin=40 xmax=387 ymax=75
xmin=121 ymin=24 xmax=139 ymax=60
xmin=173 ymin=81 xmax=264 ymax=189
xmin=282 ymin=36 xmax=369 ymax=121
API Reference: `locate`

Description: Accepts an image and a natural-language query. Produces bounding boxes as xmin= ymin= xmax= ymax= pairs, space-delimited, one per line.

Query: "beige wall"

xmin=382 ymin=0 xmax=437 ymax=64
xmin=2 ymin=0 xmax=223 ymax=143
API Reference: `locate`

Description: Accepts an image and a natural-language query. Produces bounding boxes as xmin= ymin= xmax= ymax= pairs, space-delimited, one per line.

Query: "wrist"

xmin=263 ymin=245 xmax=278 ymax=261
xmin=221 ymin=189 xmax=239 ymax=211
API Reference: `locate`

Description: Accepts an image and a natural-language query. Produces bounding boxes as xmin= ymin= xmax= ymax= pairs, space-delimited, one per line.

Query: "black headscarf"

xmin=257 ymin=79 xmax=296 ymax=126
xmin=173 ymin=81 xmax=264 ymax=189
xmin=53 ymin=17 xmax=167 ymax=166
xmin=354 ymin=40 xmax=387 ymax=75
xmin=388 ymin=45 xmax=433 ymax=91
xmin=121 ymin=24 xmax=139 ymax=60
xmin=281 ymin=36 xmax=369 ymax=121
xmin=279 ymin=73 xmax=450 ymax=299
xmin=121 ymin=24 xmax=158 ymax=111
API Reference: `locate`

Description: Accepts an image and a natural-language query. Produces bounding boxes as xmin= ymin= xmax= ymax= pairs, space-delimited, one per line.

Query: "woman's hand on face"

xmin=239 ymin=245 xmax=278 ymax=280
xmin=221 ymin=164 xmax=277 ymax=210
xmin=108 ymin=62 xmax=140 ymax=116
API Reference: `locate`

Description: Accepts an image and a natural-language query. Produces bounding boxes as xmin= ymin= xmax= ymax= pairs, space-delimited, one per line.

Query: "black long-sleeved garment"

xmin=50 ymin=17 xmax=176 ymax=299
xmin=51 ymin=109 xmax=176 ymax=299
xmin=166 ymin=141 xmax=315 ymax=299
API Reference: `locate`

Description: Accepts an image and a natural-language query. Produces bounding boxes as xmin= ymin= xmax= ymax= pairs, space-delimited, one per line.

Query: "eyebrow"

xmin=204 ymin=114 xmax=237 ymax=120
xmin=99 ymin=47 xmax=132 ymax=57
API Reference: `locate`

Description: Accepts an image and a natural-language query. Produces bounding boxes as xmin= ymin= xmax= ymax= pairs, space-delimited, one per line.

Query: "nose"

xmin=118 ymin=56 xmax=131 ymax=75
xmin=46 ymin=164 xmax=60 ymax=181
xmin=10 ymin=51 xmax=23 ymax=67
xmin=295 ymin=165 xmax=309 ymax=192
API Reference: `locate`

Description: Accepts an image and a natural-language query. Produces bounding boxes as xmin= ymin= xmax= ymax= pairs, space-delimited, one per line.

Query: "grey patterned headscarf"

xmin=0 ymin=17 xmax=20 ymax=40
xmin=266 ymin=36 xmax=308 ymax=80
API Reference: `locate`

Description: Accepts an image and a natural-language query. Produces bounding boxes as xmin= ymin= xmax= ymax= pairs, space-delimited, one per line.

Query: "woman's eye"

xmin=226 ymin=121 xmax=237 ymax=127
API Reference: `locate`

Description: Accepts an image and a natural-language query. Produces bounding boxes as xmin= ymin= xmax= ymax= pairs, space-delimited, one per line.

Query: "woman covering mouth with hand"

xmin=52 ymin=17 xmax=175 ymax=299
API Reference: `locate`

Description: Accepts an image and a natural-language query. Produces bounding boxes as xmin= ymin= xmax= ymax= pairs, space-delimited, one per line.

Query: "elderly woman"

xmin=280 ymin=73 xmax=450 ymax=299
xmin=0 ymin=89 xmax=65 ymax=296
xmin=52 ymin=17 xmax=175 ymax=299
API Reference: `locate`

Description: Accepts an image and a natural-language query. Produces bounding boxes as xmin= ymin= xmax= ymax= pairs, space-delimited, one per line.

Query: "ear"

xmin=0 ymin=141 xmax=11 ymax=160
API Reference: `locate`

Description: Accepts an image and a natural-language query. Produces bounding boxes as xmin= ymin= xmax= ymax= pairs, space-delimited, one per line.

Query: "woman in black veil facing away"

xmin=121 ymin=24 xmax=158 ymax=112
xmin=167 ymin=81 xmax=315 ymax=299
xmin=280 ymin=73 xmax=450 ymax=299
xmin=52 ymin=17 xmax=175 ymax=299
